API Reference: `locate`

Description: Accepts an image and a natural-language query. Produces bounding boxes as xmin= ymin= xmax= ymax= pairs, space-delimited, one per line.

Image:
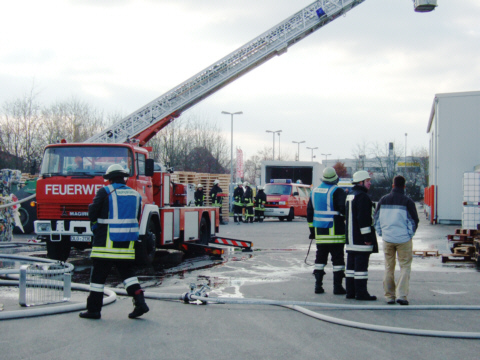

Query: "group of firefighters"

xmin=79 ymin=163 xmax=416 ymax=320
xmin=194 ymin=180 xmax=267 ymax=224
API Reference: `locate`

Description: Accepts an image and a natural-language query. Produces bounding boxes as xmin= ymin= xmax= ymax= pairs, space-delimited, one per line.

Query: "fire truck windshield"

xmin=264 ymin=184 xmax=291 ymax=196
xmin=40 ymin=146 xmax=133 ymax=177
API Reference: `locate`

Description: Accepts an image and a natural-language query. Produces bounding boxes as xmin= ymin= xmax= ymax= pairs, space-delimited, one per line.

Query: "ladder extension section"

xmin=86 ymin=0 xmax=366 ymax=145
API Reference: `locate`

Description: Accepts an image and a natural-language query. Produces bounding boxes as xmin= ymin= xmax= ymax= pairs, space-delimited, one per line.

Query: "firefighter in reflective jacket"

xmin=307 ymin=167 xmax=346 ymax=294
xmin=194 ymin=184 xmax=205 ymax=206
xmin=79 ymin=164 xmax=149 ymax=320
xmin=254 ymin=185 xmax=267 ymax=222
xmin=210 ymin=179 xmax=227 ymax=225
xmin=345 ymin=170 xmax=378 ymax=301
xmin=233 ymin=182 xmax=244 ymax=224
xmin=243 ymin=182 xmax=254 ymax=223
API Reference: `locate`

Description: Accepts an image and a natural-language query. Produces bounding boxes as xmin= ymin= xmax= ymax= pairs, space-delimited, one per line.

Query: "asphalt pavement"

xmin=1 ymin=207 xmax=480 ymax=360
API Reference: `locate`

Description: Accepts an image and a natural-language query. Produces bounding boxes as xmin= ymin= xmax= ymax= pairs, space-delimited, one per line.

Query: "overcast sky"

xmin=1 ymin=0 xmax=479 ymax=162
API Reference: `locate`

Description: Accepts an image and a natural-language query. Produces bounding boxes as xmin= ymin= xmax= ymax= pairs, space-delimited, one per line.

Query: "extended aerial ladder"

xmin=85 ymin=0 xmax=437 ymax=146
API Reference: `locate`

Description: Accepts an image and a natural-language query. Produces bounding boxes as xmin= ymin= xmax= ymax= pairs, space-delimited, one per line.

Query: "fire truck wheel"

xmin=136 ymin=222 xmax=157 ymax=266
xmin=46 ymin=237 xmax=71 ymax=262
xmin=198 ymin=217 xmax=210 ymax=245
xmin=286 ymin=208 xmax=294 ymax=222
xmin=279 ymin=217 xmax=285 ymax=221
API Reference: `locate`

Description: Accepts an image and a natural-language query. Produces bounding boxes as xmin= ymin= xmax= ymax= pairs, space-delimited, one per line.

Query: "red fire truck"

xmin=34 ymin=141 xmax=219 ymax=262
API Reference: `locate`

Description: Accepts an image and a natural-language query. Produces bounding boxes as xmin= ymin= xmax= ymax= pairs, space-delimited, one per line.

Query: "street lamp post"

xmin=266 ymin=130 xmax=282 ymax=161
xmin=405 ymin=132 xmax=408 ymax=175
xmin=221 ymin=111 xmax=243 ymax=184
xmin=292 ymin=141 xmax=305 ymax=161
xmin=306 ymin=147 xmax=318 ymax=162
xmin=277 ymin=132 xmax=281 ymax=160
xmin=321 ymin=153 xmax=331 ymax=166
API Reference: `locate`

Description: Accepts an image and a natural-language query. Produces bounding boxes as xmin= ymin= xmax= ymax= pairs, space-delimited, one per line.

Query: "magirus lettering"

xmin=69 ymin=212 xmax=88 ymax=216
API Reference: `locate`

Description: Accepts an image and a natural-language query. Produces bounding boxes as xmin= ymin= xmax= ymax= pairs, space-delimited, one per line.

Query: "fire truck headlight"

xmin=38 ymin=223 xmax=51 ymax=232
xmin=279 ymin=201 xmax=286 ymax=205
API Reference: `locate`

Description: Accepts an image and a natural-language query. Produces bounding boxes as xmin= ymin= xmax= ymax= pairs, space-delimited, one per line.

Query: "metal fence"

xmin=18 ymin=262 xmax=72 ymax=307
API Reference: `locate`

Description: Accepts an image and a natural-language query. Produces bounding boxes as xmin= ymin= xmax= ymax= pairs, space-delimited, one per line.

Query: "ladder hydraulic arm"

xmin=86 ymin=0 xmax=437 ymax=146
xmin=85 ymin=0 xmax=366 ymax=145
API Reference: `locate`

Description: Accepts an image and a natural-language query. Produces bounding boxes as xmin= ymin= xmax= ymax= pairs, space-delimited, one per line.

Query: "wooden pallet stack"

xmin=171 ymin=171 xmax=230 ymax=222
xmin=441 ymin=229 xmax=477 ymax=263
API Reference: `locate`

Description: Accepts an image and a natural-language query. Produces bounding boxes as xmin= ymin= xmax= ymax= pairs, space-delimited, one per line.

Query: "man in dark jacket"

xmin=374 ymin=175 xmax=419 ymax=305
xmin=194 ymin=184 xmax=205 ymax=206
xmin=243 ymin=182 xmax=254 ymax=223
xmin=254 ymin=186 xmax=267 ymax=222
xmin=307 ymin=167 xmax=346 ymax=295
xmin=79 ymin=164 xmax=149 ymax=320
xmin=233 ymin=182 xmax=244 ymax=224
xmin=210 ymin=179 xmax=227 ymax=225
xmin=345 ymin=170 xmax=378 ymax=301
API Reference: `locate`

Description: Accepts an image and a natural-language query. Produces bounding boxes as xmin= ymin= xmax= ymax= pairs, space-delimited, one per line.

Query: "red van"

xmin=263 ymin=179 xmax=312 ymax=221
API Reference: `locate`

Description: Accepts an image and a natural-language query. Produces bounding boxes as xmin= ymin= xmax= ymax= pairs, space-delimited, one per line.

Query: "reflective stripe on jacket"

xmin=91 ymin=236 xmax=136 ymax=260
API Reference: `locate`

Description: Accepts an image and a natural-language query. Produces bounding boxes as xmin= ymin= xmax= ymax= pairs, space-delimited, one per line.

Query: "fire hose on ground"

xmin=1 ymin=255 xmax=480 ymax=339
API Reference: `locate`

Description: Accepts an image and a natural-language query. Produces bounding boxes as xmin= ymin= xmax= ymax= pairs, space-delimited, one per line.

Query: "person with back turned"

xmin=374 ymin=175 xmax=419 ymax=305
xmin=345 ymin=170 xmax=378 ymax=301
xmin=210 ymin=179 xmax=227 ymax=225
xmin=79 ymin=164 xmax=149 ymax=319
xmin=307 ymin=167 xmax=347 ymax=294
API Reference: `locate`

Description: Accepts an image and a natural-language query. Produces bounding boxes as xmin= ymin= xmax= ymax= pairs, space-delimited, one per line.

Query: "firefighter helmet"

xmin=352 ymin=170 xmax=370 ymax=184
xmin=197 ymin=184 xmax=203 ymax=188
xmin=243 ymin=181 xmax=249 ymax=187
xmin=213 ymin=179 xmax=220 ymax=185
xmin=103 ymin=164 xmax=129 ymax=180
xmin=322 ymin=167 xmax=338 ymax=183
xmin=257 ymin=185 xmax=264 ymax=190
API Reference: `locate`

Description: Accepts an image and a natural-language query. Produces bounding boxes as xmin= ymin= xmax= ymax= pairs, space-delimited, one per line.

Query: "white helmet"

xmin=197 ymin=184 xmax=203 ymax=188
xmin=103 ymin=164 xmax=129 ymax=180
xmin=213 ymin=179 xmax=220 ymax=185
xmin=322 ymin=167 xmax=338 ymax=183
xmin=243 ymin=181 xmax=249 ymax=187
xmin=352 ymin=170 xmax=370 ymax=184
xmin=237 ymin=182 xmax=243 ymax=186
xmin=257 ymin=185 xmax=264 ymax=190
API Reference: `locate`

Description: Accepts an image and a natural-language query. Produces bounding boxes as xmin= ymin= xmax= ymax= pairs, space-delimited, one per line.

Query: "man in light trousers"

xmin=374 ymin=175 xmax=419 ymax=305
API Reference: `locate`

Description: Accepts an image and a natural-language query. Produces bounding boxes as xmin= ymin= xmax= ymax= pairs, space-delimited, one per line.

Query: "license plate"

xmin=71 ymin=235 xmax=91 ymax=242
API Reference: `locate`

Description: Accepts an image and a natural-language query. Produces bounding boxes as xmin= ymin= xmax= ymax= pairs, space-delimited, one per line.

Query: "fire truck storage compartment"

xmin=184 ymin=211 xmax=200 ymax=240
xmin=162 ymin=209 xmax=174 ymax=245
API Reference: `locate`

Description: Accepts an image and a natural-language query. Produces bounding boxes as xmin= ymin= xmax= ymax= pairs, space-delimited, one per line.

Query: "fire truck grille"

xmin=37 ymin=204 xmax=89 ymax=219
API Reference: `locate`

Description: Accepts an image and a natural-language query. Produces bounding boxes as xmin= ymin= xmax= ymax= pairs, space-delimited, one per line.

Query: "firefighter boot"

xmin=313 ymin=270 xmax=325 ymax=294
xmin=129 ymin=289 xmax=150 ymax=319
xmin=345 ymin=277 xmax=355 ymax=299
xmin=333 ymin=271 xmax=347 ymax=295
xmin=355 ymin=279 xmax=377 ymax=301
xmin=79 ymin=291 xmax=103 ymax=319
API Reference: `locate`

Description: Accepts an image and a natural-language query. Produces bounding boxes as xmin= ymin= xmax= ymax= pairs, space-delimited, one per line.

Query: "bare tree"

xmin=42 ymin=97 xmax=106 ymax=143
xmin=0 ymin=87 xmax=44 ymax=171
xmin=410 ymin=146 xmax=429 ymax=188
xmin=148 ymin=114 xmax=229 ymax=173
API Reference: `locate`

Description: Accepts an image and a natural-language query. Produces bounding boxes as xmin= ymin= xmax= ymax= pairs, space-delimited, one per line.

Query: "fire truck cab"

xmin=263 ymin=179 xmax=312 ymax=221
